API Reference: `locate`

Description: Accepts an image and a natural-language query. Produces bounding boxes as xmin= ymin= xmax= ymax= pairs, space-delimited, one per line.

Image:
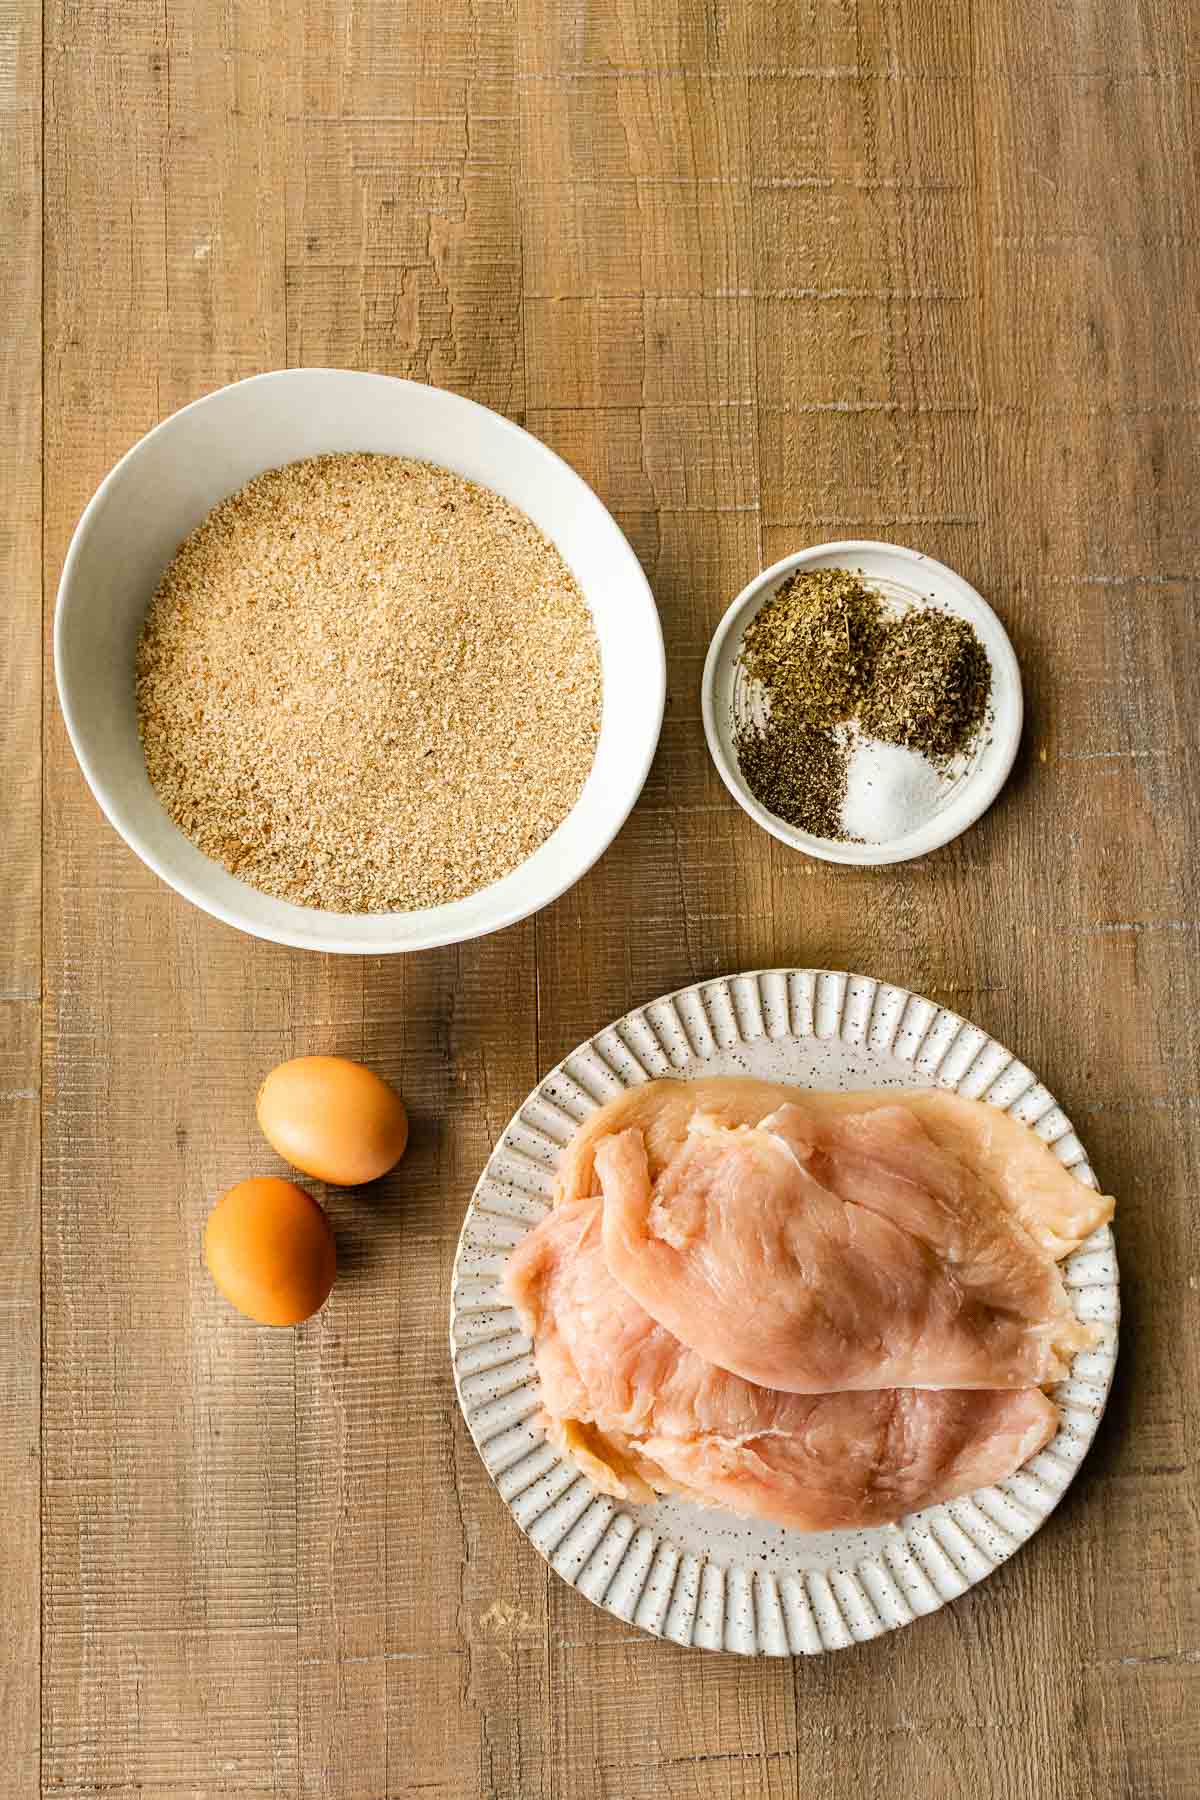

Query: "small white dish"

xmin=701 ymin=541 xmax=1023 ymax=866
xmin=55 ymin=369 xmax=665 ymax=954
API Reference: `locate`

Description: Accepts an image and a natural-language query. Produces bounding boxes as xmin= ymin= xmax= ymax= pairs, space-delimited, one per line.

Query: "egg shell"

xmin=204 ymin=1176 xmax=336 ymax=1326
xmin=256 ymin=1054 xmax=409 ymax=1186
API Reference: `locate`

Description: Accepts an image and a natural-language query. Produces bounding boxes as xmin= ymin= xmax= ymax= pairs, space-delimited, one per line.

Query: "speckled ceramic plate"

xmin=449 ymin=971 xmax=1119 ymax=1656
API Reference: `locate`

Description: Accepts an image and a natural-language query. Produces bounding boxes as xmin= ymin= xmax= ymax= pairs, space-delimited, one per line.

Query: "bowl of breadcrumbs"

xmin=55 ymin=370 xmax=664 ymax=953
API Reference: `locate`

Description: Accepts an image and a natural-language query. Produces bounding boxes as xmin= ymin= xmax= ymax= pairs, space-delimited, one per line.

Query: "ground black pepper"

xmin=734 ymin=714 xmax=850 ymax=839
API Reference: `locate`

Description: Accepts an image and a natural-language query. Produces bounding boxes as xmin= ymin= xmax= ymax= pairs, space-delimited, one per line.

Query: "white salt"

xmin=841 ymin=737 xmax=949 ymax=843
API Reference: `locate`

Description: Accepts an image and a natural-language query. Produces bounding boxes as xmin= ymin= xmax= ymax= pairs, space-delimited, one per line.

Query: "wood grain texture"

xmin=20 ymin=0 xmax=1200 ymax=1795
xmin=0 ymin=0 xmax=42 ymax=1795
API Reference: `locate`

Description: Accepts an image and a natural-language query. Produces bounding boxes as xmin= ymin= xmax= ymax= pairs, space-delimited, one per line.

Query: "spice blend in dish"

xmin=136 ymin=454 xmax=602 ymax=913
xmin=732 ymin=566 xmax=993 ymax=843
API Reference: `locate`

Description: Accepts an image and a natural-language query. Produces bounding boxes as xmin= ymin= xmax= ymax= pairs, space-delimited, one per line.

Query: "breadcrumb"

xmin=135 ymin=453 xmax=602 ymax=912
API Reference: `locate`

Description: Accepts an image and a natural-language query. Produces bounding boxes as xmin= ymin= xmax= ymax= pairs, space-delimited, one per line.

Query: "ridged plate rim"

xmin=449 ymin=969 xmax=1120 ymax=1657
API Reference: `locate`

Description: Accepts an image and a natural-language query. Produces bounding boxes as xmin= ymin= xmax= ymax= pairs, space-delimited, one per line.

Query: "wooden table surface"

xmin=4 ymin=1 xmax=1198 ymax=1795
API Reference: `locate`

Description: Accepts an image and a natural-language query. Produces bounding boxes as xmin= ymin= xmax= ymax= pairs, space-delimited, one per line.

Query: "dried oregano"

xmin=739 ymin=568 xmax=888 ymax=729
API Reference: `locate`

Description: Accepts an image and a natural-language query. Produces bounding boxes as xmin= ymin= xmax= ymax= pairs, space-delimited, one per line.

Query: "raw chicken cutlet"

xmin=596 ymin=1101 xmax=1095 ymax=1392
xmin=504 ymin=1196 xmax=1060 ymax=1532
xmin=558 ymin=1076 xmax=1113 ymax=1260
xmin=547 ymin=1076 xmax=1109 ymax=1395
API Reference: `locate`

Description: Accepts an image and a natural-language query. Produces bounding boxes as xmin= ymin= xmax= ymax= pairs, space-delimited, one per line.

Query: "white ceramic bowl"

xmin=701 ymin=541 xmax=1022 ymax=866
xmin=55 ymin=370 xmax=664 ymax=953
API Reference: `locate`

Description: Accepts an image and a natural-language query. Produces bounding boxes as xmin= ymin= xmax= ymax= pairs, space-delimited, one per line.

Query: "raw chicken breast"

xmin=558 ymin=1077 xmax=1114 ymax=1260
xmin=595 ymin=1101 xmax=1095 ymax=1392
xmin=504 ymin=1197 xmax=1060 ymax=1531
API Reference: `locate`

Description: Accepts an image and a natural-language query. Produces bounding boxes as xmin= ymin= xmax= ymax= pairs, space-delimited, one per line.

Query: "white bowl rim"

xmin=700 ymin=539 xmax=1024 ymax=867
xmin=54 ymin=368 xmax=666 ymax=953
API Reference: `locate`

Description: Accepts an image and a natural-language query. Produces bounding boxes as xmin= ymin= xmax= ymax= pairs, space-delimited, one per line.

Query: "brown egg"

xmin=256 ymin=1055 xmax=409 ymax=1187
xmin=204 ymin=1177 xmax=336 ymax=1326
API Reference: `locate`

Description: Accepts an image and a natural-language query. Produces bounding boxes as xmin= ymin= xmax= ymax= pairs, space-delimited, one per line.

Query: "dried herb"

xmin=734 ymin=714 xmax=850 ymax=840
xmin=739 ymin=568 xmax=888 ymax=728
xmin=858 ymin=608 xmax=991 ymax=764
